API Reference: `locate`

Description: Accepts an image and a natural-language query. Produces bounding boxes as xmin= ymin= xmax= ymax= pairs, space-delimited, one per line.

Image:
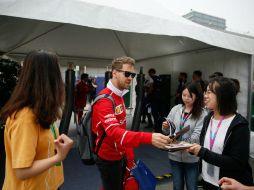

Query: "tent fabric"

xmin=0 ymin=15 xmax=212 ymax=61
xmin=0 ymin=0 xmax=254 ymax=58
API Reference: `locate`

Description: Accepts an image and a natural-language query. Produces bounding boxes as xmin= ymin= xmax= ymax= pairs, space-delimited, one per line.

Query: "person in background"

xmin=192 ymin=70 xmax=207 ymax=92
xmin=219 ymin=177 xmax=254 ymax=190
xmin=174 ymin=72 xmax=187 ymax=105
xmin=147 ymin=68 xmax=162 ymax=132
xmin=74 ymin=73 xmax=90 ymax=123
xmin=187 ymin=77 xmax=253 ymax=190
xmin=136 ymin=76 xmax=153 ymax=128
xmin=92 ymin=56 xmax=172 ymax=190
xmin=162 ymin=82 xmax=207 ymax=190
xmin=209 ymin=72 xmax=223 ymax=79
xmin=142 ymin=84 xmax=153 ymax=128
xmin=0 ymin=50 xmax=73 ymax=190
xmin=88 ymin=77 xmax=98 ymax=103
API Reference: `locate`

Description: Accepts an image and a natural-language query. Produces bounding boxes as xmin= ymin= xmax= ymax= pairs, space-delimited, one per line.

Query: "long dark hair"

xmin=208 ymin=77 xmax=237 ymax=115
xmin=182 ymin=82 xmax=204 ymax=119
xmin=0 ymin=50 xmax=65 ymax=129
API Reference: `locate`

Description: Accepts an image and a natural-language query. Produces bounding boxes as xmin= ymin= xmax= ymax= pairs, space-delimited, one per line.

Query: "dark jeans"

xmin=96 ymin=156 xmax=126 ymax=190
xmin=170 ymin=160 xmax=199 ymax=190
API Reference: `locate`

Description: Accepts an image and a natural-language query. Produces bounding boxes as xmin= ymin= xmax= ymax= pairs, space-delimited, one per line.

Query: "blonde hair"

xmin=112 ymin=56 xmax=135 ymax=70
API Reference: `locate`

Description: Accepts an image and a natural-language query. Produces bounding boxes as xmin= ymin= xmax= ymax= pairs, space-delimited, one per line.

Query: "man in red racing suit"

xmin=92 ymin=56 xmax=171 ymax=190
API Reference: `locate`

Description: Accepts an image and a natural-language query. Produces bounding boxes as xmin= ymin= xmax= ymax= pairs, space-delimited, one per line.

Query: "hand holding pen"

xmin=162 ymin=117 xmax=176 ymax=136
xmin=162 ymin=120 xmax=170 ymax=129
xmin=162 ymin=117 xmax=171 ymax=128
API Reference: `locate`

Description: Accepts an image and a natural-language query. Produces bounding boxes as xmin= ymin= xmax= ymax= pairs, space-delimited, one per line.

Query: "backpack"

xmin=76 ymin=93 xmax=115 ymax=165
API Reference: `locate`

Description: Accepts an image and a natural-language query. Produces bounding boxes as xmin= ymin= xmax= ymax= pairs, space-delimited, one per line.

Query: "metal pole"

xmin=59 ymin=67 xmax=75 ymax=134
xmin=131 ymin=67 xmax=145 ymax=131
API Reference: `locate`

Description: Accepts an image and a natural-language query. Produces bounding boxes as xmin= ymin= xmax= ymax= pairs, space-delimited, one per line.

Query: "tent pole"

xmin=113 ymin=31 xmax=129 ymax=56
xmin=249 ymin=55 xmax=254 ymax=131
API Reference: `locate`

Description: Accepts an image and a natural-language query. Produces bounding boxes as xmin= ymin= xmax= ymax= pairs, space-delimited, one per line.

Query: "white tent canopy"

xmin=0 ymin=0 xmax=253 ymax=119
xmin=1 ymin=0 xmax=254 ymax=57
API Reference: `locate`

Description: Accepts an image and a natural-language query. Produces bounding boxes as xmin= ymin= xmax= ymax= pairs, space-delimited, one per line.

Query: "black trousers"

xmin=202 ymin=180 xmax=221 ymax=190
xmin=96 ymin=156 xmax=126 ymax=190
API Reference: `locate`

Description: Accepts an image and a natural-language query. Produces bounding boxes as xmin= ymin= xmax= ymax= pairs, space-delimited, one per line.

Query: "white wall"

xmin=49 ymin=49 xmax=251 ymax=117
xmin=137 ymin=48 xmax=251 ymax=117
xmin=59 ymin=58 xmax=112 ymax=79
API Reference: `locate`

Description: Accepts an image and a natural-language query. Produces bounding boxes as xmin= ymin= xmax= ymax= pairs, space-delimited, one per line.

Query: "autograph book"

xmin=165 ymin=141 xmax=192 ymax=152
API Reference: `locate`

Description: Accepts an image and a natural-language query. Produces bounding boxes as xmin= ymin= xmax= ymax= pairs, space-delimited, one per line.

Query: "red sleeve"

xmin=93 ymin=99 xmax=152 ymax=148
xmin=125 ymin=147 xmax=135 ymax=169
xmin=125 ymin=147 xmax=134 ymax=160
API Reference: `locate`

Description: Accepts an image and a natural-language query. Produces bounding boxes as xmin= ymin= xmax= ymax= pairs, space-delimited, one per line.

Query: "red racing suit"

xmin=92 ymin=86 xmax=152 ymax=164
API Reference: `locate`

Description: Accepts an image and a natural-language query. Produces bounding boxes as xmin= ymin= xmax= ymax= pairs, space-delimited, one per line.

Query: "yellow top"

xmin=3 ymin=107 xmax=64 ymax=190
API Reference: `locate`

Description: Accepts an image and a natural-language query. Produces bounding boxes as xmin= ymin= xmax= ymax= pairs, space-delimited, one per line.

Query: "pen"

xmin=164 ymin=117 xmax=177 ymax=137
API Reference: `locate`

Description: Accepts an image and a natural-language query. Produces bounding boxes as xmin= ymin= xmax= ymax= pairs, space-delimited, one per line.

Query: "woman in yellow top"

xmin=1 ymin=50 xmax=73 ymax=190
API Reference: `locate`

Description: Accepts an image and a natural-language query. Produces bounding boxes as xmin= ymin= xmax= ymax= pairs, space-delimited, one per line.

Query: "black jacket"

xmin=198 ymin=112 xmax=253 ymax=186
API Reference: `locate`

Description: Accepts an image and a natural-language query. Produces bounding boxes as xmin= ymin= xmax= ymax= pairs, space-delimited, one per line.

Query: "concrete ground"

xmin=157 ymin=180 xmax=173 ymax=190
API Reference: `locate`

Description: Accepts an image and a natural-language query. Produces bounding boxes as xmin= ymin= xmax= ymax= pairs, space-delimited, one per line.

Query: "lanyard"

xmin=50 ymin=124 xmax=57 ymax=139
xmin=50 ymin=124 xmax=61 ymax=166
xmin=180 ymin=110 xmax=191 ymax=130
xmin=209 ymin=116 xmax=224 ymax=150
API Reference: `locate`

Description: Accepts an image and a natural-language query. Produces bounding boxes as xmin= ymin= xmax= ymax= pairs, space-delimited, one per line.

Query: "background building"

xmin=183 ymin=10 xmax=226 ymax=30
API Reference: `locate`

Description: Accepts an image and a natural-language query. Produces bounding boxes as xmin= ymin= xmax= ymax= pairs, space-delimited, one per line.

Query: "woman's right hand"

xmin=186 ymin=143 xmax=201 ymax=156
xmin=54 ymin=134 xmax=74 ymax=162
xmin=162 ymin=121 xmax=169 ymax=129
xmin=219 ymin=177 xmax=252 ymax=190
xmin=15 ymin=134 xmax=74 ymax=180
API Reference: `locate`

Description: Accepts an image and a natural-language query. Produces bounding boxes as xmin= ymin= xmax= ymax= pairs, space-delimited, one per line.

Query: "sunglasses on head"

xmin=116 ymin=69 xmax=136 ymax=78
